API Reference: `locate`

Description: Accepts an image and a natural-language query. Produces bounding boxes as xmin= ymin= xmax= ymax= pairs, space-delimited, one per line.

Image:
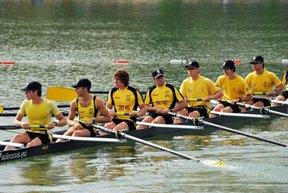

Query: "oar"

xmin=271 ymin=100 xmax=288 ymax=105
xmin=52 ymin=134 xmax=126 ymax=143
xmin=0 ymin=141 xmax=24 ymax=148
xmin=253 ymin=92 xmax=267 ymax=95
xmin=0 ymin=104 xmax=70 ymax=113
xmin=235 ymin=102 xmax=288 ymax=117
xmin=187 ymin=98 xmax=205 ymax=102
xmin=0 ymin=125 xmax=48 ymax=130
xmin=210 ymin=111 xmax=270 ymax=118
xmin=92 ymin=124 xmax=225 ymax=167
xmin=168 ymin=112 xmax=287 ymax=147
xmin=136 ymin=121 xmax=204 ymax=130
xmin=0 ymin=111 xmax=69 ymax=117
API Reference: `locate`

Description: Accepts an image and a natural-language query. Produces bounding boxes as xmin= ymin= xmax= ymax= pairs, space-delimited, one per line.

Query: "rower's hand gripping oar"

xmin=168 ymin=112 xmax=287 ymax=147
xmin=91 ymin=123 xmax=225 ymax=168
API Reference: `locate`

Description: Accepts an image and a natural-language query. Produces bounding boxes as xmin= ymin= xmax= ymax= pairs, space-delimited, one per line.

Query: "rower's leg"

xmin=113 ymin=122 xmax=129 ymax=132
xmin=209 ymin=104 xmax=224 ymax=118
xmin=173 ymin=109 xmax=189 ymax=124
xmin=98 ymin=122 xmax=116 ymax=136
xmin=56 ymin=125 xmax=80 ymax=142
xmin=73 ymin=129 xmax=91 ymax=137
xmin=253 ymin=101 xmax=265 ymax=108
xmin=136 ymin=116 xmax=153 ymax=130
xmin=26 ymin=137 xmax=42 ymax=148
xmin=4 ymin=132 xmax=30 ymax=151
xmin=272 ymin=95 xmax=285 ymax=107
xmin=221 ymin=107 xmax=233 ymax=113
xmin=151 ymin=116 xmax=165 ymax=124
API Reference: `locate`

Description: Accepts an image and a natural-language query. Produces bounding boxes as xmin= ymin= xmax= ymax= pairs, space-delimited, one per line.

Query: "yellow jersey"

xmin=19 ymin=99 xmax=60 ymax=131
xmin=245 ymin=70 xmax=282 ymax=93
xmin=281 ymin=72 xmax=288 ymax=90
xmin=107 ymin=86 xmax=144 ymax=121
xmin=180 ymin=75 xmax=220 ymax=108
xmin=76 ymin=96 xmax=98 ymax=123
xmin=145 ymin=83 xmax=184 ymax=110
xmin=216 ymin=74 xmax=251 ymax=100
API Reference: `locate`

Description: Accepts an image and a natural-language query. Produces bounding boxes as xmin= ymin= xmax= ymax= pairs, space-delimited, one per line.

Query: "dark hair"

xmin=222 ymin=60 xmax=236 ymax=72
xmin=114 ymin=69 xmax=129 ymax=87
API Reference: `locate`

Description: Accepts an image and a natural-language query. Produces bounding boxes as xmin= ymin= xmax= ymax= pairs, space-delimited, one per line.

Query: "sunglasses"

xmin=187 ymin=67 xmax=197 ymax=70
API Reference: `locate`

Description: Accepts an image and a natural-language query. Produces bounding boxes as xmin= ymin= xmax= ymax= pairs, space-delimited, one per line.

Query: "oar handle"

xmin=253 ymin=92 xmax=267 ymax=95
xmin=187 ymin=98 xmax=205 ymax=102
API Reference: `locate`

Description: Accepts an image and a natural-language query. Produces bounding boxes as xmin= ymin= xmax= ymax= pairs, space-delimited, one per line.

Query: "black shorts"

xmin=112 ymin=118 xmax=136 ymax=131
xmin=280 ymin=90 xmax=288 ymax=100
xmin=186 ymin=106 xmax=209 ymax=118
xmin=146 ymin=112 xmax=173 ymax=124
xmin=26 ymin=131 xmax=52 ymax=145
xmin=252 ymin=98 xmax=271 ymax=107
xmin=220 ymin=101 xmax=241 ymax=113
xmin=79 ymin=122 xmax=98 ymax=137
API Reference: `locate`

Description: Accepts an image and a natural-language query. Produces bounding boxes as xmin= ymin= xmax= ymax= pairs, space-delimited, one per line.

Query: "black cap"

xmin=21 ymin=81 xmax=42 ymax=91
xmin=185 ymin=60 xmax=199 ymax=68
xmin=250 ymin=56 xmax=264 ymax=64
xmin=152 ymin=69 xmax=164 ymax=78
xmin=72 ymin=79 xmax=91 ymax=89
xmin=222 ymin=60 xmax=235 ymax=70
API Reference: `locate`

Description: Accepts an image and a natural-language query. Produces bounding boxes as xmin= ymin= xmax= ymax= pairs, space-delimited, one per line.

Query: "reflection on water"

xmin=21 ymin=156 xmax=65 ymax=186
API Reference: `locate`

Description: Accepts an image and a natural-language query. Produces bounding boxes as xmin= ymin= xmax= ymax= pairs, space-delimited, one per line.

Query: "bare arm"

xmin=67 ymin=101 xmax=77 ymax=126
xmin=131 ymin=103 xmax=147 ymax=118
xmin=95 ymin=97 xmax=111 ymax=123
xmin=170 ymin=99 xmax=187 ymax=112
xmin=54 ymin=113 xmax=67 ymax=127
xmin=13 ymin=112 xmax=28 ymax=129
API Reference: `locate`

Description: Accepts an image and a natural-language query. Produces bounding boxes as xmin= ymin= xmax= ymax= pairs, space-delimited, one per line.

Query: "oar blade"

xmin=0 ymin=104 xmax=3 ymax=113
xmin=46 ymin=86 xmax=77 ymax=102
xmin=199 ymin=159 xmax=226 ymax=168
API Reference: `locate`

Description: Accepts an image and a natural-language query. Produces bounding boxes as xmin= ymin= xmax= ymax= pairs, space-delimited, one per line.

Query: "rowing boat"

xmin=0 ymin=104 xmax=287 ymax=163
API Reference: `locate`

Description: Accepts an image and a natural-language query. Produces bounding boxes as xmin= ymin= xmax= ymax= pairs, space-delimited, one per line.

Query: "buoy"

xmin=234 ymin=58 xmax=241 ymax=65
xmin=113 ymin=58 xmax=129 ymax=64
xmin=170 ymin=59 xmax=186 ymax=65
xmin=0 ymin=61 xmax=16 ymax=65
xmin=282 ymin=59 xmax=288 ymax=66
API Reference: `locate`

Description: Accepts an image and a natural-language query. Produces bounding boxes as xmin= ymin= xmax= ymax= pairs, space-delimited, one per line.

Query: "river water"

xmin=0 ymin=0 xmax=288 ymax=192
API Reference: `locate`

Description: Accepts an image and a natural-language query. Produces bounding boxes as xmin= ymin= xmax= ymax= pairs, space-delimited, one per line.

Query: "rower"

xmin=179 ymin=60 xmax=223 ymax=118
xmin=56 ymin=79 xmax=111 ymax=142
xmin=211 ymin=60 xmax=253 ymax=117
xmin=273 ymin=70 xmax=288 ymax=105
xmin=4 ymin=81 xmax=67 ymax=151
xmin=245 ymin=56 xmax=284 ymax=107
xmin=137 ymin=69 xmax=187 ymax=130
xmin=104 ymin=69 xmax=146 ymax=132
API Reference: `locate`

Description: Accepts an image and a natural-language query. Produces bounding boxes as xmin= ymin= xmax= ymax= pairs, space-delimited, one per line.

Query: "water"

xmin=0 ymin=0 xmax=288 ymax=192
